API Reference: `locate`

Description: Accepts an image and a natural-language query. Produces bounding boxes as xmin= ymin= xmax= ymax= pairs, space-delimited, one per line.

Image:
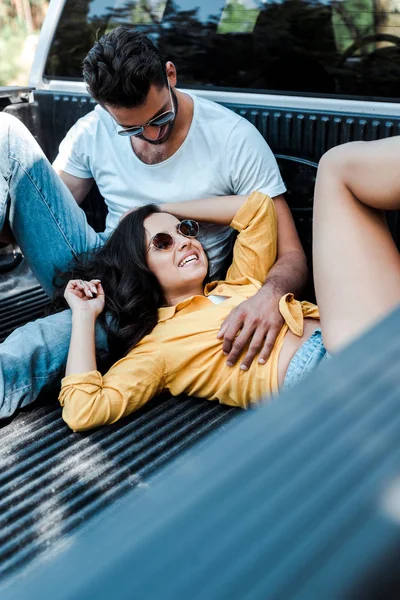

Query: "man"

xmin=0 ymin=27 xmax=307 ymax=418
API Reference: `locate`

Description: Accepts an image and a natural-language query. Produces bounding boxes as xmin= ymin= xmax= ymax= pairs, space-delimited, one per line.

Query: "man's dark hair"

xmin=83 ymin=27 xmax=168 ymax=108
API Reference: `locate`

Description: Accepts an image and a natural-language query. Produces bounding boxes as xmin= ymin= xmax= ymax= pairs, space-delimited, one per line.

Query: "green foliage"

xmin=0 ymin=0 xmax=48 ymax=85
xmin=0 ymin=22 xmax=27 ymax=85
xmin=131 ymin=0 xmax=167 ymax=25
xmin=332 ymin=0 xmax=375 ymax=53
xmin=218 ymin=0 xmax=260 ymax=34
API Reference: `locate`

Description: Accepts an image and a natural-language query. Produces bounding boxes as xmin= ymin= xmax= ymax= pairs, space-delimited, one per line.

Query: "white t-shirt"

xmin=53 ymin=93 xmax=286 ymax=276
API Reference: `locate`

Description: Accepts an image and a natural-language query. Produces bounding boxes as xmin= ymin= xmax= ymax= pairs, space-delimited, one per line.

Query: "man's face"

xmin=105 ymin=83 xmax=178 ymax=145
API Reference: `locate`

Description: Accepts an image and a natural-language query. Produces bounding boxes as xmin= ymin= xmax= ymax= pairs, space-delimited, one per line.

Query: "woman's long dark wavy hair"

xmin=53 ymin=204 xmax=166 ymax=362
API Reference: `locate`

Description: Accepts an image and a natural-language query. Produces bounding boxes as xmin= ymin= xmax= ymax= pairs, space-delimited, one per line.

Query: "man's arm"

xmin=53 ymin=114 xmax=96 ymax=205
xmin=217 ymin=194 xmax=308 ymax=370
xmin=164 ymin=193 xmax=308 ymax=369
xmin=162 ymin=194 xmax=246 ymax=224
xmin=55 ymin=169 xmax=94 ymax=206
xmin=211 ymin=118 xmax=307 ymax=367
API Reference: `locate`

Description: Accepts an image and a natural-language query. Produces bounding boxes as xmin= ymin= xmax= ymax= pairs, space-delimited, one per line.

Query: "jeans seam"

xmin=8 ymin=154 xmax=81 ymax=261
xmin=5 ymin=374 xmax=59 ymax=400
xmin=298 ymin=344 xmax=320 ymax=382
xmin=5 ymin=382 xmax=42 ymax=402
xmin=4 ymin=122 xmax=12 ymax=179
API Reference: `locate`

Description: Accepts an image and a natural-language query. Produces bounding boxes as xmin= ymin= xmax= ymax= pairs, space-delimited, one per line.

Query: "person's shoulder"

xmin=193 ymin=94 xmax=238 ymax=117
xmin=69 ymin=104 xmax=113 ymax=140
xmin=192 ymin=94 xmax=242 ymax=129
xmin=193 ymin=94 xmax=261 ymax=140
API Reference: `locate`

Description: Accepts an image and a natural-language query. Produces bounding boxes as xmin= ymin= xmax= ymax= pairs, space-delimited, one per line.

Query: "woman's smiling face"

xmin=144 ymin=212 xmax=208 ymax=304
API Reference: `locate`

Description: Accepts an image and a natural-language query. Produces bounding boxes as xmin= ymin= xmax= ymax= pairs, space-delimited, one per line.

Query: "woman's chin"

xmin=180 ymin=264 xmax=207 ymax=284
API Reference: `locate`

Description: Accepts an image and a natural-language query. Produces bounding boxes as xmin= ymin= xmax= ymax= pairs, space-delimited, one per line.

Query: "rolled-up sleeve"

xmin=59 ymin=346 xmax=166 ymax=432
xmin=226 ymin=191 xmax=278 ymax=284
xmin=53 ymin=118 xmax=93 ymax=179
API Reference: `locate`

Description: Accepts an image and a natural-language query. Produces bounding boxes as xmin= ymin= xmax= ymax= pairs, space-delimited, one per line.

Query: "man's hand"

xmin=217 ymin=286 xmax=284 ymax=370
xmin=217 ymin=195 xmax=308 ymax=370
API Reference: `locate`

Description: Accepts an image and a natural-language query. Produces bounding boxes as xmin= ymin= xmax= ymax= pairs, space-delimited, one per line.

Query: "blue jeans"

xmin=283 ymin=328 xmax=329 ymax=391
xmin=0 ymin=112 xmax=108 ymax=418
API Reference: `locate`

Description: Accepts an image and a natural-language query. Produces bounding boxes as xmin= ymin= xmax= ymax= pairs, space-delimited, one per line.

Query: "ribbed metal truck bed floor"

xmin=0 ymin=285 xmax=237 ymax=584
xmin=3 ymin=307 xmax=400 ymax=600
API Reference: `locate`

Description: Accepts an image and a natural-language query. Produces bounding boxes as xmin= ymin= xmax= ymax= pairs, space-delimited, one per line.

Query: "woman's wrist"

xmin=67 ymin=310 xmax=98 ymax=376
xmin=71 ymin=309 xmax=98 ymax=324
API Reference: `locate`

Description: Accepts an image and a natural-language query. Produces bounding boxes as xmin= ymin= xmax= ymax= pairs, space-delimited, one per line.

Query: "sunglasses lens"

xmin=118 ymin=126 xmax=143 ymax=137
xmin=150 ymin=111 xmax=175 ymax=127
xmin=152 ymin=232 xmax=174 ymax=250
xmin=179 ymin=220 xmax=199 ymax=238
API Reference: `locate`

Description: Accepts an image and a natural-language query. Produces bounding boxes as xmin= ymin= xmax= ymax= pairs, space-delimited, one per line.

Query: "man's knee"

xmin=0 ymin=111 xmax=27 ymax=132
xmin=0 ymin=111 xmax=36 ymax=152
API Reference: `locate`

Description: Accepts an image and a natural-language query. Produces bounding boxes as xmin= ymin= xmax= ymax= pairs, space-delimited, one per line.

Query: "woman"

xmin=58 ymin=138 xmax=400 ymax=431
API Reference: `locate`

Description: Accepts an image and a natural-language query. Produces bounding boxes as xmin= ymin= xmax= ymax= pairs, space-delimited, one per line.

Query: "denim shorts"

xmin=283 ymin=328 xmax=329 ymax=391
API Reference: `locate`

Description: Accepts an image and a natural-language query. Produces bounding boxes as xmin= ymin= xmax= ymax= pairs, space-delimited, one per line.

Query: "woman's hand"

xmin=64 ymin=279 xmax=105 ymax=318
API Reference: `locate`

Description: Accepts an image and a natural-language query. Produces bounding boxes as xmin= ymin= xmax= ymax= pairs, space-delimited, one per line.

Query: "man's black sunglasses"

xmin=117 ymin=81 xmax=175 ymax=138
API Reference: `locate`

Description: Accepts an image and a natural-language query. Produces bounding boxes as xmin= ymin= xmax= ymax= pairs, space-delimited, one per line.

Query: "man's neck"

xmin=130 ymin=90 xmax=194 ymax=165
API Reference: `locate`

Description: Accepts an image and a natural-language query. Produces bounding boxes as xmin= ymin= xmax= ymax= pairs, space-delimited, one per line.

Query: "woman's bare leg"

xmin=313 ymin=137 xmax=400 ymax=354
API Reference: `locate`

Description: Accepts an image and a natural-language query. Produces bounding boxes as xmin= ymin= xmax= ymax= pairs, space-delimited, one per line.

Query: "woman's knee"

xmin=317 ymin=142 xmax=366 ymax=189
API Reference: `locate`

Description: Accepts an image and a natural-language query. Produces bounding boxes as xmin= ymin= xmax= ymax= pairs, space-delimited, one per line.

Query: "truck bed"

xmin=1 ymin=86 xmax=400 ymax=590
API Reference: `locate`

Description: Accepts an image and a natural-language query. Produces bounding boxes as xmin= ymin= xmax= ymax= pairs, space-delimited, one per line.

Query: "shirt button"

xmin=217 ymin=286 xmax=223 ymax=292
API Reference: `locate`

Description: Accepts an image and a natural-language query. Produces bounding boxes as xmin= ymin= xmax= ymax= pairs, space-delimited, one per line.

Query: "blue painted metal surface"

xmin=2 ymin=308 xmax=400 ymax=599
xmin=2 ymin=92 xmax=400 ymax=595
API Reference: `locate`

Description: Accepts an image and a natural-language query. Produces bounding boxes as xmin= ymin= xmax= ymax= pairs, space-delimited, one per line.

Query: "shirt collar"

xmin=157 ymin=292 xmax=218 ymax=323
xmin=157 ymin=296 xmax=199 ymax=322
xmin=157 ymin=279 xmax=234 ymax=323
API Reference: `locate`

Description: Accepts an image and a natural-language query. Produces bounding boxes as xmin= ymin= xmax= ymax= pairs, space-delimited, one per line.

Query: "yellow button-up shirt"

xmin=59 ymin=192 xmax=319 ymax=431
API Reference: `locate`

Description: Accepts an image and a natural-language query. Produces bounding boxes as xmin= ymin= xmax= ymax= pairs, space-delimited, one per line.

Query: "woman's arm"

xmin=61 ymin=279 xmax=165 ymax=432
xmin=163 ymin=193 xmax=306 ymax=300
xmin=64 ymin=279 xmax=104 ymax=376
xmin=66 ymin=311 xmax=97 ymax=376
xmin=162 ymin=195 xmax=247 ymax=225
xmin=60 ymin=343 xmax=165 ymax=432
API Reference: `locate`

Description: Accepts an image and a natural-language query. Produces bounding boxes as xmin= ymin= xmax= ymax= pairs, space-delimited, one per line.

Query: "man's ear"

xmin=166 ymin=61 xmax=177 ymax=87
